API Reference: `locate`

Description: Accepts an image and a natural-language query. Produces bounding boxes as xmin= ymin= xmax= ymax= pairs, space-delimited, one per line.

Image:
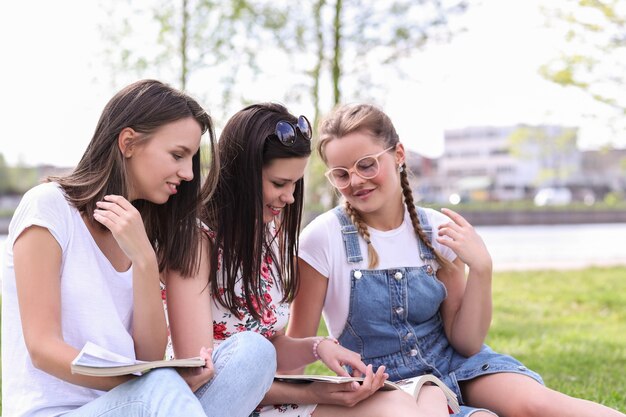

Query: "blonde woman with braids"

xmin=289 ymin=103 xmax=625 ymax=417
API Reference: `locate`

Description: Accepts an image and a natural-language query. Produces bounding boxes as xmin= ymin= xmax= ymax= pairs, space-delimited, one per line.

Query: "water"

xmin=476 ymin=223 xmax=626 ymax=271
xmin=1 ymin=223 xmax=626 ymax=275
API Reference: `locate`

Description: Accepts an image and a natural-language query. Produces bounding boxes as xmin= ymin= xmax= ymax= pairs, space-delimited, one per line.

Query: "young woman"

xmin=165 ymin=103 xmax=449 ymax=417
xmin=289 ymin=103 xmax=626 ymax=417
xmin=1 ymin=79 xmax=275 ymax=417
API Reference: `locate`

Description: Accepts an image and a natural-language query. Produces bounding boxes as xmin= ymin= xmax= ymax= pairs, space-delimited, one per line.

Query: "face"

xmin=124 ymin=117 xmax=202 ymax=204
xmin=324 ymin=130 xmax=404 ymax=215
xmin=262 ymin=156 xmax=309 ymax=224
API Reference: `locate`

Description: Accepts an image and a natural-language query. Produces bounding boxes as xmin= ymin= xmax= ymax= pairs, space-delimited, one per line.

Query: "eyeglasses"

xmin=273 ymin=115 xmax=312 ymax=146
xmin=324 ymin=146 xmax=395 ymax=189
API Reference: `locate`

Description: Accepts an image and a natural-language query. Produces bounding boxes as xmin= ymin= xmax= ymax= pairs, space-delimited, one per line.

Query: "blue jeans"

xmin=65 ymin=332 xmax=276 ymax=417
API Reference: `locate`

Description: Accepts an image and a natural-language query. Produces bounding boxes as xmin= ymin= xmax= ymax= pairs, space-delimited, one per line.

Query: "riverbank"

xmin=458 ymin=208 xmax=626 ymax=226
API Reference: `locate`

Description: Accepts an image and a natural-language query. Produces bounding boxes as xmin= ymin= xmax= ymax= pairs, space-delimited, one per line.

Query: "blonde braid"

xmin=344 ymin=201 xmax=379 ymax=269
xmin=400 ymin=166 xmax=451 ymax=269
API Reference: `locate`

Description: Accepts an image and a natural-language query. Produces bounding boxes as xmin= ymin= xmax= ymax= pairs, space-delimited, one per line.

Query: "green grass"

xmin=303 ymin=266 xmax=626 ymax=412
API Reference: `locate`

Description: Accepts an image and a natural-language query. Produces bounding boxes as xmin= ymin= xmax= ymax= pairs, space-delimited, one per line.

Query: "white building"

xmin=438 ymin=125 xmax=580 ymax=202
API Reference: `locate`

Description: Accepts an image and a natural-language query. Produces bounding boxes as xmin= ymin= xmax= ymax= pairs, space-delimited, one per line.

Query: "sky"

xmin=0 ymin=0 xmax=620 ymax=167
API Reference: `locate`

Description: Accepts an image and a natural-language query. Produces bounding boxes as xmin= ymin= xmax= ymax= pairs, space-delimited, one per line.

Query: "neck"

xmin=359 ymin=197 xmax=405 ymax=231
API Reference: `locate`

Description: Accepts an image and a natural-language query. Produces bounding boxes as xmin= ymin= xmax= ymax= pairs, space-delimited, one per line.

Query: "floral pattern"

xmin=212 ymin=252 xmax=288 ymax=342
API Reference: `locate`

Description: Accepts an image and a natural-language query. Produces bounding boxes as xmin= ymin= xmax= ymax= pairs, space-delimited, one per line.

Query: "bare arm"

xmin=287 ymin=259 xmax=328 ymax=338
xmin=436 ymin=208 xmax=493 ymax=356
xmin=14 ymin=226 xmax=133 ymax=391
xmin=165 ymin=236 xmax=215 ymax=392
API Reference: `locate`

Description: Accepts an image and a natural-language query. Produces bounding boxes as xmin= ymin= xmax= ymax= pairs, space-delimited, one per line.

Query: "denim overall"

xmin=333 ymin=206 xmax=543 ymax=417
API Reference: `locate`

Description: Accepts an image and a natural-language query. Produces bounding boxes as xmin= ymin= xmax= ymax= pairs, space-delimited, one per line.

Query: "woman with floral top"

xmin=165 ymin=103 xmax=449 ymax=417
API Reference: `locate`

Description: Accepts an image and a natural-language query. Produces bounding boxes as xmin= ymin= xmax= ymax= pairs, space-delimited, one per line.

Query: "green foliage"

xmin=541 ymin=0 xmax=626 ymax=137
xmin=304 ymin=267 xmax=626 ymax=412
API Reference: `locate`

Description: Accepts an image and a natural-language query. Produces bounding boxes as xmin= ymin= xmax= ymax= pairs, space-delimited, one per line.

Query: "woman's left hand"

xmin=178 ymin=346 xmax=215 ymax=393
xmin=437 ymin=208 xmax=492 ymax=273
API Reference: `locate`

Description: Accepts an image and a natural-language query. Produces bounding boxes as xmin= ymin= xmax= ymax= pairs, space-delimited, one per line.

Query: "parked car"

xmin=533 ymin=187 xmax=572 ymax=206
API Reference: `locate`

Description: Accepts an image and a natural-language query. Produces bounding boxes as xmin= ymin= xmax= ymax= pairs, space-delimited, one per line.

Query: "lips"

xmin=167 ymin=182 xmax=179 ymax=194
xmin=353 ymin=188 xmax=374 ymax=198
xmin=268 ymin=205 xmax=282 ymax=216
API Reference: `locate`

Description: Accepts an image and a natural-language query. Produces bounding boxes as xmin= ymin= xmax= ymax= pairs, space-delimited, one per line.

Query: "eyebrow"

xmin=273 ymin=176 xmax=303 ymax=182
xmin=174 ymin=145 xmax=194 ymax=154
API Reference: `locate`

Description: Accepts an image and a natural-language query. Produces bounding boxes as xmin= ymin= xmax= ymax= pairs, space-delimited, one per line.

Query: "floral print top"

xmin=207 ymin=226 xmax=290 ymax=345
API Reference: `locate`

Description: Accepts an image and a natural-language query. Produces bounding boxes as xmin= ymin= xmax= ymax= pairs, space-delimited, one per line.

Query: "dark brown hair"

xmin=202 ymin=103 xmax=311 ymax=319
xmin=50 ymin=79 xmax=218 ymax=276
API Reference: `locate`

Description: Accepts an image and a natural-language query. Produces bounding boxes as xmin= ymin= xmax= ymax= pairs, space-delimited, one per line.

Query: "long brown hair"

xmin=49 ymin=79 xmax=218 ymax=276
xmin=202 ymin=103 xmax=311 ymax=319
xmin=318 ymin=103 xmax=450 ymax=269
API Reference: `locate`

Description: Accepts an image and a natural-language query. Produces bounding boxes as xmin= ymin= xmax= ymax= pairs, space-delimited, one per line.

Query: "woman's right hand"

xmin=177 ymin=346 xmax=215 ymax=393
xmin=315 ymin=338 xmax=383 ymax=379
xmin=309 ymin=364 xmax=388 ymax=407
xmin=93 ymin=194 xmax=154 ymax=263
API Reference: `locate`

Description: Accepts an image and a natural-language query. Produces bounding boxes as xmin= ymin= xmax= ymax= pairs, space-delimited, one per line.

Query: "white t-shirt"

xmin=2 ymin=182 xmax=136 ymax=417
xmin=298 ymin=207 xmax=457 ymax=339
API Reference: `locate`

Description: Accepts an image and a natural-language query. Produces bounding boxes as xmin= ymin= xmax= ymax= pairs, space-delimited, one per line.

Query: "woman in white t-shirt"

xmin=2 ymin=80 xmax=275 ymax=417
xmin=290 ymin=103 xmax=625 ymax=417
xmin=165 ymin=103 xmax=448 ymax=417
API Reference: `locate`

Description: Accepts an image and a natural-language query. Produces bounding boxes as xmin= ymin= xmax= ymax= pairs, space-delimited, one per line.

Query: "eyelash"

xmin=172 ymin=153 xmax=183 ymax=161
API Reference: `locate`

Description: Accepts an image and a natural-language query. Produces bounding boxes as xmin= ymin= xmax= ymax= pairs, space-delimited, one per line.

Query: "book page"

xmin=72 ymin=342 xmax=144 ymax=368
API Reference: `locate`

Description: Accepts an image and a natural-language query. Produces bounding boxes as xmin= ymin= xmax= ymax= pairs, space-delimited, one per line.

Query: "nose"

xmin=349 ymin=169 xmax=366 ymax=187
xmin=281 ymin=186 xmax=296 ymax=205
xmin=179 ymin=160 xmax=194 ymax=182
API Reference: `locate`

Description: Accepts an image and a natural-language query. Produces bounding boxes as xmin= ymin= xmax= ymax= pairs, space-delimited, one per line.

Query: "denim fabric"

xmin=333 ymin=206 xmax=543 ymax=417
xmin=65 ymin=332 xmax=276 ymax=417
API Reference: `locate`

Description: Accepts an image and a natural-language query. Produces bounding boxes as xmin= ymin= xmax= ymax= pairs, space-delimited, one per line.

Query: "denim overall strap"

xmin=416 ymin=207 xmax=436 ymax=261
xmin=332 ymin=206 xmax=363 ymax=263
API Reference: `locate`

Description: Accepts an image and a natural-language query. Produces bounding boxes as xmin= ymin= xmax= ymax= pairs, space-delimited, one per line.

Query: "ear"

xmin=118 ymin=127 xmax=137 ymax=158
xmin=394 ymin=142 xmax=406 ymax=166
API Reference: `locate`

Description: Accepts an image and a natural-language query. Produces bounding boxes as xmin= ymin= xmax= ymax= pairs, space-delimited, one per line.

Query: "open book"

xmin=70 ymin=341 xmax=205 ymax=377
xmin=275 ymin=373 xmax=460 ymax=414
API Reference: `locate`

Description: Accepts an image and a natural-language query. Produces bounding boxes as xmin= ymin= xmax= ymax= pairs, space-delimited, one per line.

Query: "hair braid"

xmin=400 ymin=165 xmax=450 ymax=269
xmin=344 ymin=201 xmax=379 ymax=269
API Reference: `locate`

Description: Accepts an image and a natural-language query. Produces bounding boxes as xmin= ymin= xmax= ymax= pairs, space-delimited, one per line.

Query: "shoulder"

xmin=415 ymin=207 xmax=457 ymax=262
xmin=14 ymin=182 xmax=71 ymax=219
xmin=9 ymin=182 xmax=74 ymax=244
xmin=416 ymin=206 xmax=451 ymax=229
xmin=301 ymin=209 xmax=342 ymax=241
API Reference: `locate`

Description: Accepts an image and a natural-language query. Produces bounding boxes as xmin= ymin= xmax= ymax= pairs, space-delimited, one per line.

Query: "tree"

xmin=508 ymin=125 xmax=579 ymax=186
xmin=100 ymin=0 xmax=469 ymax=214
xmin=99 ymin=0 xmax=286 ymax=121
xmin=267 ymin=0 xmax=469 ymax=212
xmin=540 ymin=0 xmax=626 ymax=142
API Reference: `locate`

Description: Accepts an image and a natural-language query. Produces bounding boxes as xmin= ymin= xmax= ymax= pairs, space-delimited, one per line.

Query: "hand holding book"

xmin=274 ymin=373 xmax=460 ymax=414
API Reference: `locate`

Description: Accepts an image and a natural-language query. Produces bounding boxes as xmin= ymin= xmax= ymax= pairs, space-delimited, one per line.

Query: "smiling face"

xmin=262 ymin=156 xmax=309 ymax=223
xmin=124 ymin=117 xmax=202 ymax=204
xmin=324 ymin=130 xmax=405 ymax=220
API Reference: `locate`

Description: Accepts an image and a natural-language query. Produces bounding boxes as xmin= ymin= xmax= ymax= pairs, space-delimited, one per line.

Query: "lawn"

xmin=1 ymin=267 xmax=624 ymax=413
xmin=303 ymin=266 xmax=626 ymax=412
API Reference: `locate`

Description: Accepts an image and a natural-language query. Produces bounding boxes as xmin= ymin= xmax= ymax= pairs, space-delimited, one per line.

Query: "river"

xmin=1 ymin=223 xmax=626 ymax=279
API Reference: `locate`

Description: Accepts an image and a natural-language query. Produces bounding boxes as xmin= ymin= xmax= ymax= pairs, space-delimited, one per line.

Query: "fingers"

xmin=440 ymin=207 xmax=471 ymax=227
xmin=94 ymin=195 xmax=139 ymax=231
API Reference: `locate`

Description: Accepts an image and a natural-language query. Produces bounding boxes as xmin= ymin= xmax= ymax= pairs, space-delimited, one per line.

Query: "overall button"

xmin=481 ymin=363 xmax=490 ymax=371
xmin=394 ymin=271 xmax=403 ymax=280
xmin=394 ymin=306 xmax=404 ymax=315
xmin=409 ymin=349 xmax=418 ymax=357
xmin=403 ymin=332 xmax=413 ymax=341
xmin=353 ymin=270 xmax=362 ymax=279
xmin=426 ymin=265 xmax=434 ymax=275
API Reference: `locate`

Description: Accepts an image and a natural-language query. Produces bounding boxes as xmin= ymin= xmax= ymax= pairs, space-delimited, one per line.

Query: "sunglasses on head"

xmin=272 ymin=115 xmax=312 ymax=146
